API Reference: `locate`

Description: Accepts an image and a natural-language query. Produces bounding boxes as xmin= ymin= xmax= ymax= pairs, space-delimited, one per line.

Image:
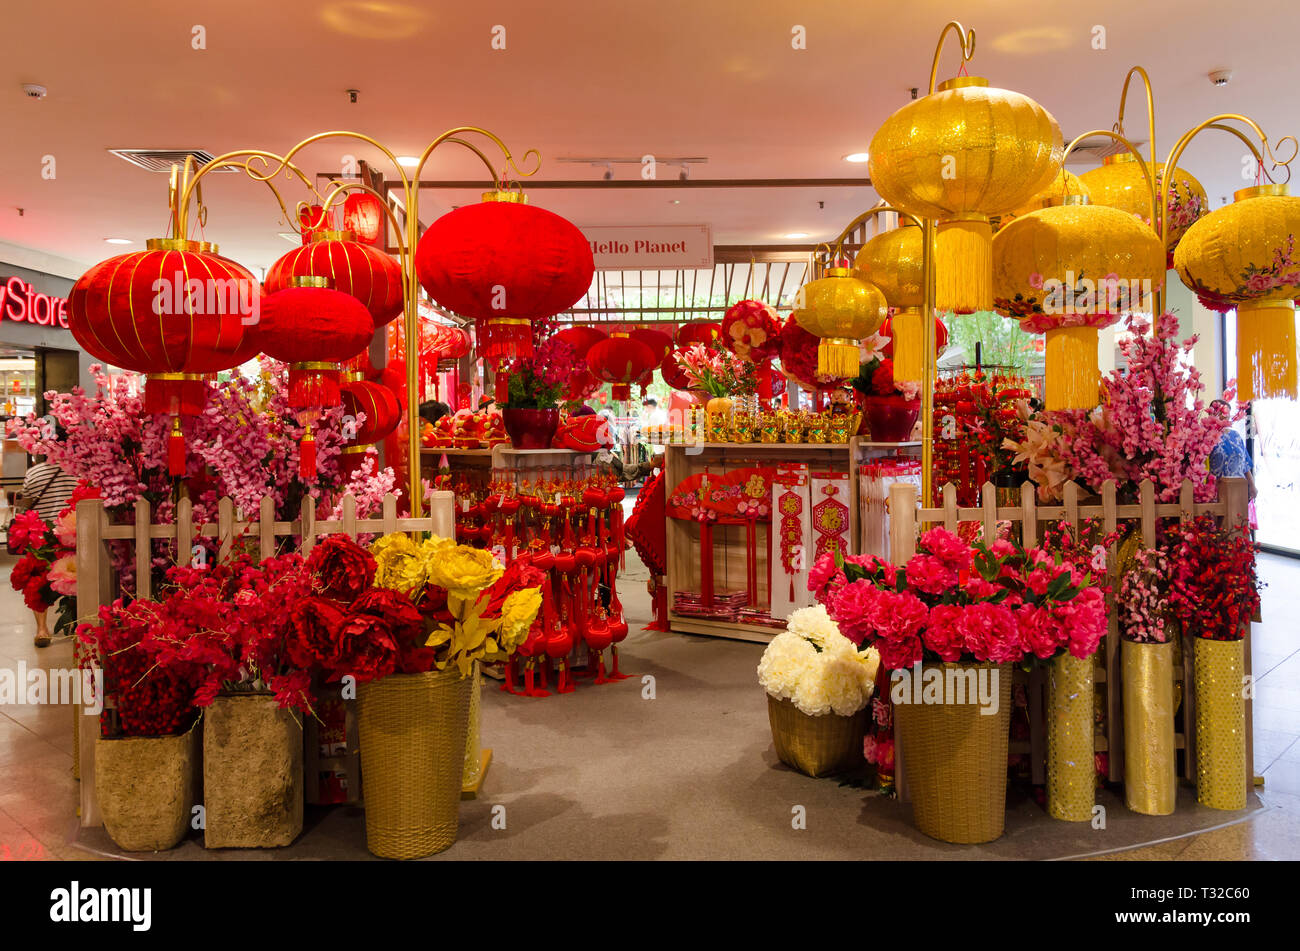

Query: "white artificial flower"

xmin=757 ymin=609 xmax=879 ymax=717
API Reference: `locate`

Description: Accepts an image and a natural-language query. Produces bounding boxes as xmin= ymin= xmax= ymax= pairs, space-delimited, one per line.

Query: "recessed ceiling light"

xmin=104 ymin=237 xmax=132 ymax=244
xmin=843 ymin=152 xmax=870 ymax=163
xmin=396 ymin=155 xmax=420 ymax=168
xmin=670 ymin=199 xmax=681 ymax=205
xmin=784 ymin=232 xmax=810 ymax=240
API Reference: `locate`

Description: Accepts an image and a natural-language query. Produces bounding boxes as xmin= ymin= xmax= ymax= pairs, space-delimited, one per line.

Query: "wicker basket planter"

xmin=202 ymin=693 xmax=303 ymax=848
xmin=357 ymin=667 xmax=473 ymax=859
xmin=95 ymin=728 xmax=198 ymax=851
xmin=766 ymin=695 xmax=867 ymax=777
xmin=892 ymin=662 xmax=1012 ymax=844
xmin=1122 ymin=638 xmax=1177 ymax=815
xmin=1193 ymin=637 xmax=1248 ymax=810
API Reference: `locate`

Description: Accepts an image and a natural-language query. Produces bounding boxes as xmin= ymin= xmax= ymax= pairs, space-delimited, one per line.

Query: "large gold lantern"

xmin=869 ymin=77 xmax=1064 ymax=313
xmin=1174 ymin=184 xmax=1300 ymax=401
xmin=855 ymin=221 xmax=926 ymax=381
xmin=792 ymin=267 xmax=888 ymax=378
xmin=1080 ymin=153 xmax=1207 ymax=259
xmin=993 ymin=198 xmax=1165 ymax=410
xmin=996 ymin=170 xmax=1092 ymax=231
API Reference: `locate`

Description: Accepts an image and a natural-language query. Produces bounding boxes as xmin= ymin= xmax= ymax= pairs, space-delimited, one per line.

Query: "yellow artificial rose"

xmin=497 ymin=586 xmax=543 ymax=651
xmin=426 ymin=545 xmax=503 ymax=596
xmin=370 ymin=533 xmax=422 ymax=592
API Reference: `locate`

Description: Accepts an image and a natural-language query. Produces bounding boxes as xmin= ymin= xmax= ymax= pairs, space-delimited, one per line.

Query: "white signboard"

xmin=580 ymin=224 xmax=713 ymax=270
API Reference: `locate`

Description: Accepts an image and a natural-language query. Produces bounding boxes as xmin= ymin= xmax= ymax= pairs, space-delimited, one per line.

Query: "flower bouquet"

xmin=677 ymin=343 xmax=756 ymax=440
xmin=7 ymin=487 xmax=93 ymax=636
xmin=757 ymin=605 xmax=880 ymax=777
xmin=1169 ymin=514 xmax=1260 ymax=810
xmin=850 ymin=351 xmax=921 ymax=442
xmin=501 ymin=337 xmax=583 ymax=448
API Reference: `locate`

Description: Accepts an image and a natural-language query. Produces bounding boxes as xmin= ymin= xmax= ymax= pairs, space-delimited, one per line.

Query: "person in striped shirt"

xmin=19 ymin=456 xmax=78 ymax=647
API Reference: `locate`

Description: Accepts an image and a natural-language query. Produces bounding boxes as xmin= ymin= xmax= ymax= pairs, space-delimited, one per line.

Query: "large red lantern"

xmin=587 ymin=334 xmax=657 ymax=402
xmin=553 ymin=325 xmax=608 ymax=358
xmin=67 ymin=238 xmax=264 ymax=474
xmin=414 ymin=191 xmax=594 ymax=361
xmin=627 ymin=327 xmax=673 ymax=365
xmin=265 ymin=230 xmax=404 ymax=327
xmin=675 ymin=321 xmax=722 ymax=347
xmin=259 ymin=279 xmax=375 ymax=477
xmin=338 ymin=377 xmax=402 ymax=479
xmin=342 ymin=192 xmax=385 ymax=244
xmin=660 ymin=346 xmax=694 ymax=390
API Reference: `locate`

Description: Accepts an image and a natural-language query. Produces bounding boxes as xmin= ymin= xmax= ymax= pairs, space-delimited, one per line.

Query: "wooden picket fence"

xmin=886 ymin=476 xmax=1254 ymax=803
xmin=75 ymin=491 xmax=454 ymax=828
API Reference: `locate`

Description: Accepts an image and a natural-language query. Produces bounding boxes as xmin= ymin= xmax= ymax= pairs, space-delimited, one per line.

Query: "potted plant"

xmin=810 ymin=530 xmax=1106 ymax=843
xmin=1169 ymin=514 xmax=1260 ymax=810
xmin=676 ymin=343 xmax=756 ymax=440
xmin=850 ymin=346 xmax=921 ymax=442
xmin=500 ymin=337 xmax=580 ymax=449
xmin=757 ymin=604 xmax=880 ymax=777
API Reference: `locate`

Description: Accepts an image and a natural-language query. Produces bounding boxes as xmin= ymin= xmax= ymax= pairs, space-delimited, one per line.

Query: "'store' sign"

xmin=0 ymin=276 xmax=70 ymax=329
xmin=580 ymin=224 xmax=713 ymax=270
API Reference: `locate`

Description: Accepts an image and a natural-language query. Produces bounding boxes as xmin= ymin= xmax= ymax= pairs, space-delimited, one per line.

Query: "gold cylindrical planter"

xmin=95 ymin=728 xmax=198 ymax=852
xmin=1193 ymin=637 xmax=1248 ymax=811
xmin=1048 ymin=651 xmax=1095 ymax=821
xmin=1122 ymin=638 xmax=1176 ymax=815
xmin=892 ymin=662 xmax=1012 ymax=844
xmin=203 ymin=694 xmax=303 ymax=848
xmin=766 ymin=695 xmax=868 ymax=777
xmin=357 ymin=667 xmax=473 ymax=859
xmin=462 ymin=662 xmax=483 ymax=789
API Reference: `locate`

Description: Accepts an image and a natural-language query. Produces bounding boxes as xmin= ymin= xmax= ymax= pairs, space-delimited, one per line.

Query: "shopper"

xmin=1208 ymin=399 xmax=1257 ymax=501
xmin=18 ymin=452 xmax=77 ymax=647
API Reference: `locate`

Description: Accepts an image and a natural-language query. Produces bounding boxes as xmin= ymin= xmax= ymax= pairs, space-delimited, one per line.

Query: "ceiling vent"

xmin=1064 ymin=134 xmax=1147 ymax=166
xmin=108 ymin=148 xmax=234 ymax=172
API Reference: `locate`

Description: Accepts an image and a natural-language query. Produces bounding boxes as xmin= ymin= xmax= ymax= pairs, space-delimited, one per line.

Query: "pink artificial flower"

xmin=1016 ymin=603 xmax=1061 ymax=659
xmin=807 ymin=552 xmax=845 ymax=595
xmin=862 ymin=735 xmax=877 ymax=763
xmin=923 ymin=603 xmax=965 ymax=662
xmin=903 ymin=553 xmax=957 ymax=595
xmin=877 ymin=634 xmax=923 ymax=671
xmin=880 ymin=590 xmax=928 ymax=641
xmin=919 ymin=528 xmax=973 ymax=572
xmin=52 ymin=510 xmax=77 ymax=549
xmin=827 ymin=579 xmax=884 ymax=645
xmin=874 ymin=737 xmax=895 ymax=772
xmin=1056 ymin=586 xmax=1108 ymax=658
xmin=47 ymin=555 xmax=77 ymax=597
xmin=956 ymin=601 xmax=1022 ymax=664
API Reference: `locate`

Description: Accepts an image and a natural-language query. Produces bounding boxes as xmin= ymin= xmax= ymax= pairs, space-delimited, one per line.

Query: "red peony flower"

xmin=332 ymin=611 xmax=400 ymax=683
xmin=350 ymin=588 xmax=425 ymax=650
xmin=870 ymin=359 xmax=896 ymax=396
xmin=284 ymin=596 xmax=348 ymax=672
xmin=305 ymin=534 xmax=377 ymax=602
xmin=8 ymin=510 xmax=49 ymax=555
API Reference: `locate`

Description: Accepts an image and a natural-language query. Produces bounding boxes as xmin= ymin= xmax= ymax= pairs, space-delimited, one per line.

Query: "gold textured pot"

xmin=766 ymin=695 xmax=867 ymax=777
xmin=357 ymin=667 xmax=473 ymax=859
xmin=1193 ymin=637 xmax=1248 ymax=811
xmin=1047 ymin=651 xmax=1095 ymax=822
xmin=892 ymin=662 xmax=1012 ymax=843
xmin=705 ymin=396 xmax=733 ymax=442
xmin=1122 ymin=638 xmax=1177 ymax=815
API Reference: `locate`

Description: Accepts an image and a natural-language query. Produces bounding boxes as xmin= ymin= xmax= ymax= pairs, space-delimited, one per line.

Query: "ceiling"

xmin=1 ymin=0 xmax=1294 ymax=279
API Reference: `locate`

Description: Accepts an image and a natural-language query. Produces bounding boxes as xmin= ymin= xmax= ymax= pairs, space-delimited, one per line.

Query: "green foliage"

xmin=942 ymin=311 xmax=1038 ymax=373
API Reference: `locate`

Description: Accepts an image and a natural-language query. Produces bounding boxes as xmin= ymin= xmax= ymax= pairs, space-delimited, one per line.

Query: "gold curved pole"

xmin=830 ymin=203 xmax=926 ymax=261
xmin=314 ymin=179 xmax=412 ymax=277
xmin=175 ymin=150 xmax=320 ymax=241
xmin=1063 ymin=129 xmax=1159 ymax=226
xmin=928 ymin=20 xmax=976 ymax=94
xmin=1116 ymin=66 xmax=1157 ymax=168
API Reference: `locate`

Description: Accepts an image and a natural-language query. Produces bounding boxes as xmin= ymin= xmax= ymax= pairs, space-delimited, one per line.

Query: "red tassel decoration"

xmin=300 ymin=427 xmax=317 ymax=480
xmin=611 ymin=383 xmax=631 ymax=402
xmin=167 ymin=416 xmax=186 ymax=477
xmin=476 ymin=317 xmax=533 ymax=361
xmin=288 ymin=363 xmax=341 ymax=410
xmin=146 ymin=374 xmax=208 ymax=417
xmin=700 ymin=520 xmax=714 ymax=607
xmin=495 ymin=365 xmax=510 ymax=405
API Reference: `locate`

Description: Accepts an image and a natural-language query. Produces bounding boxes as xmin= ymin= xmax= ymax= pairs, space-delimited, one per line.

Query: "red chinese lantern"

xmin=258 ymin=278 xmax=375 ymax=477
xmin=299 ymin=205 xmax=329 ymax=244
xmin=675 ymin=321 xmax=722 ymax=347
xmin=587 ymin=334 xmax=657 ymax=402
xmin=338 ymin=377 xmax=402 ymax=479
xmin=553 ymin=325 xmax=608 ymax=358
xmin=660 ymin=346 xmax=694 ymax=391
xmin=265 ymin=230 xmax=404 ymax=327
xmin=342 ymin=192 xmax=385 ymax=244
xmin=627 ymin=327 xmax=673 ymax=365
xmin=67 ymin=238 xmax=264 ymax=474
xmin=414 ymin=191 xmax=594 ymax=361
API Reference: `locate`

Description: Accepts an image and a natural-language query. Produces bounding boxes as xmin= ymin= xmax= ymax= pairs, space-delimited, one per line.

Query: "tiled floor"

xmin=1 ymin=550 xmax=1298 ymax=860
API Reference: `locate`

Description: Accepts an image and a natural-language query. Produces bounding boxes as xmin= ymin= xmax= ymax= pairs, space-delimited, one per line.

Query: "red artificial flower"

xmin=305 ymin=534 xmax=377 ymax=602
xmin=8 ymin=510 xmax=49 ymax=555
xmin=871 ymin=359 xmax=896 ymax=397
xmin=284 ymin=596 xmax=348 ymax=672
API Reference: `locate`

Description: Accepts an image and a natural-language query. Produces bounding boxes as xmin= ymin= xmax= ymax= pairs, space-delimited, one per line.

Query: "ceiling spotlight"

xmin=21 ymin=83 xmax=48 ymax=100
xmin=104 ymin=237 xmax=132 ymax=245
xmin=1209 ymin=68 xmax=1233 ymax=87
xmin=396 ymin=155 xmax=420 ymax=168
xmin=784 ymin=232 xmax=810 ymax=240
xmin=670 ymin=199 xmax=681 ymax=205
xmin=843 ymin=152 xmax=870 ymax=163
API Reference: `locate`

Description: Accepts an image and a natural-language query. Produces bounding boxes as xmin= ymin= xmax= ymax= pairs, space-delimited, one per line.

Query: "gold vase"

xmin=705 ymin=396 xmax=733 ymax=442
xmin=1047 ymin=651 xmax=1095 ymax=822
xmin=1193 ymin=637 xmax=1248 ymax=810
xmin=1122 ymin=638 xmax=1176 ymax=815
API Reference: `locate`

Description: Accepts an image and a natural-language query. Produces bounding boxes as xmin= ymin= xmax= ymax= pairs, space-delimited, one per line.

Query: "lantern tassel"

xmin=1236 ymin=300 xmax=1297 ymax=402
xmin=167 ymin=416 xmax=186 ymax=478
xmin=936 ymin=216 xmax=993 ymax=314
xmin=300 ymin=426 xmax=317 ymax=480
xmin=1044 ymin=326 xmax=1100 ymax=411
xmin=289 ymin=364 xmax=341 ymax=410
xmin=891 ymin=309 xmax=925 ymax=383
xmin=611 ymin=383 xmax=631 ymax=402
xmin=477 ymin=317 xmax=533 ymax=361
xmin=817 ymin=338 xmax=861 ymax=379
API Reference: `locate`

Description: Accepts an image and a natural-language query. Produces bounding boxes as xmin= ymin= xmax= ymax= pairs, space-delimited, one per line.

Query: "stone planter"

xmin=202 ymin=694 xmax=303 ymax=848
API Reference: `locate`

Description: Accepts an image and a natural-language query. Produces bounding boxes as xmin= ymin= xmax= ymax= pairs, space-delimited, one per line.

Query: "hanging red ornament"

xmin=721 ymin=300 xmax=782 ymax=361
xmin=627 ymin=327 xmax=673 ymax=365
xmin=299 ymin=205 xmax=329 ymax=244
xmin=342 ymin=192 xmax=385 ymax=244
xmin=675 ymin=321 xmax=722 ymax=347
xmin=553 ymin=325 xmax=608 ymax=358
xmin=265 ymin=230 xmax=403 ymax=327
xmin=259 ymin=279 xmax=374 ymax=411
xmin=660 ymin=346 xmax=695 ymax=391
xmin=414 ymin=191 xmax=594 ymax=361
xmin=587 ymin=334 xmax=657 ymax=402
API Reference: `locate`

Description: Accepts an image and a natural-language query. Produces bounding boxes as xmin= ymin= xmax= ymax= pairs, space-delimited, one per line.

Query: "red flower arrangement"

xmin=809 ymin=527 xmax=1108 ymax=670
xmin=721 ymin=299 xmax=782 ymax=362
xmin=1168 ymin=514 xmax=1260 ymax=640
xmin=306 ymin=534 xmax=377 ymax=601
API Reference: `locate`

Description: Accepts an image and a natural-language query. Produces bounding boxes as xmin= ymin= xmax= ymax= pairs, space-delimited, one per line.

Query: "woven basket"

xmin=96 ymin=728 xmax=198 ymax=852
xmin=357 ymin=667 xmax=473 ymax=859
xmin=893 ymin=662 xmax=1012 ymax=844
xmin=767 ymin=695 xmax=867 ymax=777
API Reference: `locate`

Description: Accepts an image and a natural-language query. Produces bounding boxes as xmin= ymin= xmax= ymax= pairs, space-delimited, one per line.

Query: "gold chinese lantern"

xmin=993 ymin=198 xmax=1165 ymax=410
xmin=1080 ymin=154 xmax=1207 ymax=258
xmin=996 ymin=169 xmax=1091 ymax=232
xmin=1174 ymin=184 xmax=1300 ymax=401
xmin=854 ymin=220 xmax=926 ymax=381
xmin=792 ymin=267 xmax=887 ymax=378
xmin=869 ymin=77 xmax=1064 ymax=313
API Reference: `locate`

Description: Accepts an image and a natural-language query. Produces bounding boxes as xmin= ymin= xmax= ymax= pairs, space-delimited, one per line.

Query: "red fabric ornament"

xmin=265 ymin=232 xmax=404 ymax=327
xmin=779 ymin=314 xmax=839 ymax=388
xmin=415 ymin=197 xmax=594 ymax=361
xmin=299 ymin=205 xmax=329 ymax=244
xmin=627 ymin=327 xmax=672 ymax=364
xmin=756 ymin=360 xmax=786 ymax=400
xmin=553 ymin=325 xmax=608 ymax=357
xmin=553 ymin=415 xmax=615 ymax=451
xmin=675 ymin=321 xmax=722 ymax=347
xmin=342 ymin=192 xmax=385 ymax=244
xmin=660 ymin=346 xmax=695 ymax=390
xmin=376 ymin=362 xmax=407 ymax=410
xmin=586 ymin=335 xmax=657 ymax=402
xmin=341 ymin=379 xmax=402 ymax=445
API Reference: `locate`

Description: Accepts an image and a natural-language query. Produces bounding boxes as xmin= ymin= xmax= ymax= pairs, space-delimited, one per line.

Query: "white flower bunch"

xmin=757 ymin=605 xmax=880 ymax=717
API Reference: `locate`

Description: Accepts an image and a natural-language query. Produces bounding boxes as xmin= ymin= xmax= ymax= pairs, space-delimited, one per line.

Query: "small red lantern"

xmin=265 ymin=230 xmax=404 ymax=327
xmin=342 ymin=192 xmax=385 ymax=244
xmin=675 ymin=321 xmax=722 ymax=347
xmin=660 ymin=346 xmax=694 ymax=390
xmin=627 ymin=327 xmax=673 ymax=365
xmin=587 ymin=334 xmax=657 ymax=402
xmin=415 ymin=191 xmax=594 ymax=361
xmin=553 ymin=325 xmax=608 ymax=358
xmin=299 ymin=205 xmax=329 ymax=244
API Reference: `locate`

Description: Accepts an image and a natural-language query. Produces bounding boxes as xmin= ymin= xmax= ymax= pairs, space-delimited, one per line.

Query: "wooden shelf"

xmin=667 ymin=613 xmax=778 ymax=644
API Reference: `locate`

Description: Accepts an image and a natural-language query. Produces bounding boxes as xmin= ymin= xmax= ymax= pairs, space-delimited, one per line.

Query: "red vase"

xmin=502 ymin=407 xmax=560 ymax=449
xmin=859 ymin=394 xmax=921 ymax=442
